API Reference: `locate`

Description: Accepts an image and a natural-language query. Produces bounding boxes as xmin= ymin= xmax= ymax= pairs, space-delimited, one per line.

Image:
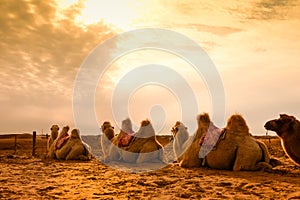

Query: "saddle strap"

xmin=212 ymin=129 xmax=226 ymax=151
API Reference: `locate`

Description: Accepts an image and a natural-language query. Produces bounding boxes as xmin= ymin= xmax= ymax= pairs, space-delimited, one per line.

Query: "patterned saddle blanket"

xmin=199 ymin=123 xmax=224 ymax=159
xmin=55 ymin=135 xmax=70 ymax=150
xmin=118 ymin=130 xmax=135 ymax=147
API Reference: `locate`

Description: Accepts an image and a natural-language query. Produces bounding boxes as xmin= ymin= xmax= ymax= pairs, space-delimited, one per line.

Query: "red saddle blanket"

xmin=118 ymin=131 xmax=135 ymax=147
xmin=55 ymin=135 xmax=70 ymax=150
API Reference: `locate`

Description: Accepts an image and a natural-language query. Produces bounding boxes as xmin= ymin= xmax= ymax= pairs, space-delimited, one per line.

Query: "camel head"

xmin=171 ymin=121 xmax=182 ymax=137
xmin=121 ymin=118 xmax=133 ymax=134
xmin=71 ymin=129 xmax=81 ymax=139
xmin=135 ymin=119 xmax=155 ymax=138
xmin=101 ymin=121 xmax=115 ymax=140
xmin=226 ymin=114 xmax=249 ymax=135
xmin=58 ymin=126 xmax=70 ymax=138
xmin=101 ymin=121 xmax=114 ymax=132
xmin=56 ymin=126 xmax=70 ymax=140
xmin=50 ymin=125 xmax=59 ymax=140
xmin=264 ymin=114 xmax=299 ymax=138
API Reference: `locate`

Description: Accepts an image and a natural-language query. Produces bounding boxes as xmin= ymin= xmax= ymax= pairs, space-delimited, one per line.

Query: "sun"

xmin=57 ymin=0 xmax=138 ymax=30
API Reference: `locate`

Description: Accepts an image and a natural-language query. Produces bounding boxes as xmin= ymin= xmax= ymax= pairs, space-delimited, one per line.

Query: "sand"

xmin=0 ymin=134 xmax=300 ymax=200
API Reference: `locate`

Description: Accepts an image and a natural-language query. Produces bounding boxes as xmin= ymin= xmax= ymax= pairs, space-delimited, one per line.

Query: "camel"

xmin=172 ymin=121 xmax=190 ymax=163
xmin=100 ymin=121 xmax=115 ymax=161
xmin=47 ymin=126 xmax=69 ymax=159
xmin=108 ymin=119 xmax=164 ymax=164
xmin=47 ymin=125 xmax=59 ymax=153
xmin=56 ymin=129 xmax=92 ymax=160
xmin=47 ymin=126 xmax=92 ymax=160
xmin=178 ymin=113 xmax=275 ymax=171
xmin=265 ymin=114 xmax=300 ymax=165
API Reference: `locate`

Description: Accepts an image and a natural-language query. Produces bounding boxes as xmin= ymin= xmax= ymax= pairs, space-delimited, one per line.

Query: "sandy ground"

xmin=0 ymin=135 xmax=300 ymax=200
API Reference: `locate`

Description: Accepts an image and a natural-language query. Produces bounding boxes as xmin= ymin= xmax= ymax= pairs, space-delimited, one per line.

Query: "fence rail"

xmin=0 ymin=132 xmax=48 ymax=156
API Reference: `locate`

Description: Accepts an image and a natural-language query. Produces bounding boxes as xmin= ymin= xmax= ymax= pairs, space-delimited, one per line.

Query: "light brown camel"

xmin=178 ymin=113 xmax=275 ymax=171
xmin=56 ymin=129 xmax=92 ymax=160
xmin=108 ymin=119 xmax=164 ymax=164
xmin=100 ymin=121 xmax=115 ymax=161
xmin=47 ymin=125 xmax=59 ymax=153
xmin=265 ymin=114 xmax=300 ymax=165
xmin=47 ymin=126 xmax=69 ymax=159
xmin=171 ymin=121 xmax=190 ymax=163
xmin=106 ymin=118 xmax=134 ymax=162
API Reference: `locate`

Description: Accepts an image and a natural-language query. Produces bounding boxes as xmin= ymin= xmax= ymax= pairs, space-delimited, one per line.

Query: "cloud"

xmin=185 ymin=23 xmax=242 ymax=36
xmin=0 ymin=0 xmax=116 ymax=133
xmin=227 ymin=0 xmax=300 ymax=21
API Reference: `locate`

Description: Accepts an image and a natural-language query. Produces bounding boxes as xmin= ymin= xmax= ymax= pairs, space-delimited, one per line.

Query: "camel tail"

xmin=256 ymin=140 xmax=270 ymax=163
xmin=256 ymin=140 xmax=282 ymax=168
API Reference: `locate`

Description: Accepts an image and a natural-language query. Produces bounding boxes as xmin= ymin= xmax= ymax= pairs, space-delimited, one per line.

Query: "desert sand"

xmin=0 ymin=134 xmax=300 ymax=200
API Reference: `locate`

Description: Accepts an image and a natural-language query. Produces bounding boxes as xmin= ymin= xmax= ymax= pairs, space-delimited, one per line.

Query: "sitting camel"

xmin=171 ymin=121 xmax=190 ymax=163
xmin=56 ymin=129 xmax=92 ymax=160
xmin=178 ymin=113 xmax=275 ymax=171
xmin=47 ymin=125 xmax=59 ymax=154
xmin=100 ymin=121 xmax=116 ymax=161
xmin=108 ymin=119 xmax=164 ymax=164
xmin=47 ymin=126 xmax=92 ymax=160
xmin=265 ymin=114 xmax=300 ymax=165
xmin=47 ymin=126 xmax=69 ymax=159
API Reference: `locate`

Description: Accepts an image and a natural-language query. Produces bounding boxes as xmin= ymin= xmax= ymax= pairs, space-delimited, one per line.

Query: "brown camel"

xmin=178 ymin=113 xmax=275 ymax=171
xmin=265 ymin=114 xmax=300 ymax=165
xmin=47 ymin=125 xmax=59 ymax=153
xmin=47 ymin=126 xmax=69 ymax=159
xmin=47 ymin=126 xmax=92 ymax=160
xmin=108 ymin=119 xmax=164 ymax=164
xmin=56 ymin=129 xmax=92 ymax=160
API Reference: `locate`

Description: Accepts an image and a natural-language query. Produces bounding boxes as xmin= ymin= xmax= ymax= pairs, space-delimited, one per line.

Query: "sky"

xmin=0 ymin=0 xmax=299 ymax=135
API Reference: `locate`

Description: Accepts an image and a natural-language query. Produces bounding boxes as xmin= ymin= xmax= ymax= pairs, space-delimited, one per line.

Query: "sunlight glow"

xmin=56 ymin=0 xmax=137 ymax=30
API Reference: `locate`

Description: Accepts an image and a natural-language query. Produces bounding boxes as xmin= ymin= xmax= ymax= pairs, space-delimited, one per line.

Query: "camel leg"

xmin=233 ymin=147 xmax=262 ymax=171
xmin=233 ymin=148 xmax=252 ymax=171
xmin=107 ymin=145 xmax=121 ymax=162
xmin=122 ymin=151 xmax=138 ymax=163
xmin=46 ymin=144 xmax=57 ymax=159
xmin=136 ymin=145 xmax=161 ymax=164
xmin=256 ymin=140 xmax=271 ymax=163
xmin=65 ymin=146 xmax=85 ymax=160
xmin=56 ymin=145 xmax=71 ymax=160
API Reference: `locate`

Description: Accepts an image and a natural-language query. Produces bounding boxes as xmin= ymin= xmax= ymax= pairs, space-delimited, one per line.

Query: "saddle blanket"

xmin=56 ymin=135 xmax=70 ymax=150
xmin=199 ymin=123 xmax=223 ymax=159
xmin=118 ymin=130 xmax=135 ymax=147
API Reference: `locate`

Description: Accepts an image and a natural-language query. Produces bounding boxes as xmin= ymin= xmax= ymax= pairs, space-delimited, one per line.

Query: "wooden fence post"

xmin=32 ymin=131 xmax=36 ymax=156
xmin=14 ymin=134 xmax=17 ymax=154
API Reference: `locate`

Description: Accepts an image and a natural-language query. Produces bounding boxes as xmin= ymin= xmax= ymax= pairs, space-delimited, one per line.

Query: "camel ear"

xmin=280 ymin=114 xmax=287 ymax=118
